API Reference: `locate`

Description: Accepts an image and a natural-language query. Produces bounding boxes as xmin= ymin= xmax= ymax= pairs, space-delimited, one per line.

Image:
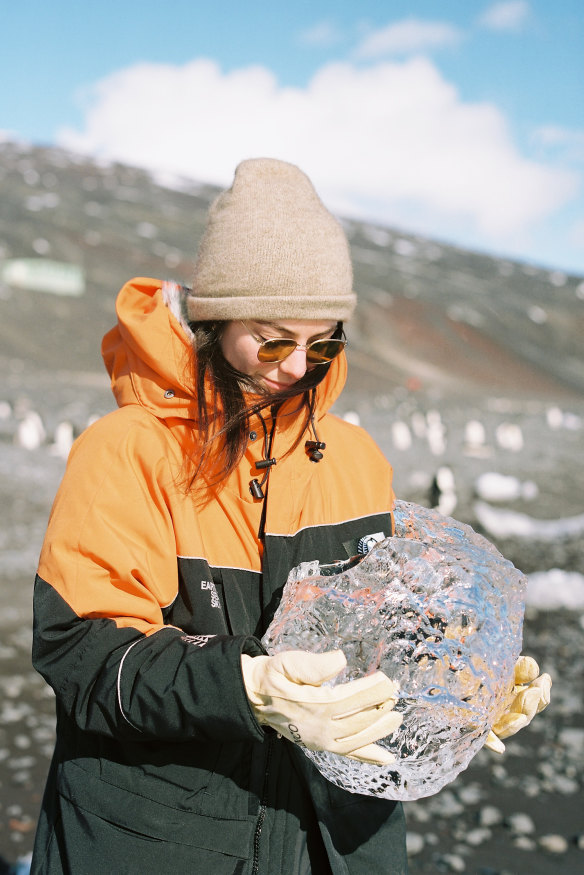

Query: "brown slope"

xmin=346 ymin=295 xmax=576 ymax=399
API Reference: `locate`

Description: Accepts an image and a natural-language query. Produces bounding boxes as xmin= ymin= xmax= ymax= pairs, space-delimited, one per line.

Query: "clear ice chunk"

xmin=262 ymin=500 xmax=527 ymax=800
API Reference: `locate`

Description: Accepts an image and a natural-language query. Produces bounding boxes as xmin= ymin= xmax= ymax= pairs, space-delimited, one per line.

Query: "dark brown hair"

xmin=187 ymin=320 xmax=341 ymax=489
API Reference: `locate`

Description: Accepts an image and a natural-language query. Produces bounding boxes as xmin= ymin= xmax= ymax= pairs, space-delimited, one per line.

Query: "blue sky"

xmin=2 ymin=0 xmax=583 ymax=274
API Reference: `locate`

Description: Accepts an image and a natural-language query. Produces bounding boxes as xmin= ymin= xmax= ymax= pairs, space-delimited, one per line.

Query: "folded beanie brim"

xmin=186 ymin=292 xmax=357 ymax=323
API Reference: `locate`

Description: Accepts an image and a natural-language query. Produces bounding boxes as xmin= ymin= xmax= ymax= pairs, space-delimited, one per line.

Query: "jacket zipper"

xmin=251 ymin=735 xmax=274 ymax=875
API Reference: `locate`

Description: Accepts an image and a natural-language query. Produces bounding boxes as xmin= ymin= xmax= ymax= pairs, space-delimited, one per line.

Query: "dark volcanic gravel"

xmin=1 ymin=390 xmax=583 ymax=873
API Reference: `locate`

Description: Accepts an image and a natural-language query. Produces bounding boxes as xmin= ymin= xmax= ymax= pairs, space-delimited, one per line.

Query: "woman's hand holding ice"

xmin=241 ymin=650 xmax=401 ymax=765
xmin=485 ymin=655 xmax=552 ymax=753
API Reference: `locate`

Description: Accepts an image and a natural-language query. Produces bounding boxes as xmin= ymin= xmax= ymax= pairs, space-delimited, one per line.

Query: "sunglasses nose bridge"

xmin=280 ymin=343 xmax=309 ymax=366
xmin=268 ymin=344 xmax=309 ymax=382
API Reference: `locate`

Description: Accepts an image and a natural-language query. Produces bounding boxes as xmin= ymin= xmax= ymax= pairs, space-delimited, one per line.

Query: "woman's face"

xmin=220 ymin=319 xmax=338 ymax=392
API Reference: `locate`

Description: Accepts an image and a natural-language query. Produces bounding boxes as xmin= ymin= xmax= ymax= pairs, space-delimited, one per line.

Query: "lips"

xmin=262 ymin=376 xmax=295 ymax=391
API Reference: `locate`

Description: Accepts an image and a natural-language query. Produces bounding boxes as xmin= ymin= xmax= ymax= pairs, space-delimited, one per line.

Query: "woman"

xmin=31 ymin=159 xmax=549 ymax=874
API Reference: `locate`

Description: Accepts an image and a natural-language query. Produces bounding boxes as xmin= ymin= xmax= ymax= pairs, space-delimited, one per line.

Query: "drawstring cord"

xmin=305 ymin=415 xmax=326 ymax=462
xmin=250 ymin=407 xmax=325 ymax=538
xmin=250 ymin=410 xmax=326 ymax=499
xmin=249 ymin=410 xmax=277 ymax=500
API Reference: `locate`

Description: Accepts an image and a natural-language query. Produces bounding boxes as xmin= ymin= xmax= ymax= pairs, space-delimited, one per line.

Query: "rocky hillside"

xmin=1 ymin=139 xmax=582 ymax=401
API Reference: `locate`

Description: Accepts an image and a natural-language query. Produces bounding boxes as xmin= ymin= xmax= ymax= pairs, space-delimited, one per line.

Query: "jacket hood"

xmin=102 ymin=277 xmax=348 ymax=424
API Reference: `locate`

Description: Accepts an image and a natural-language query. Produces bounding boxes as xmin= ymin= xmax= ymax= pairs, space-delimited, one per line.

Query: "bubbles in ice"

xmin=263 ymin=501 xmax=527 ymax=800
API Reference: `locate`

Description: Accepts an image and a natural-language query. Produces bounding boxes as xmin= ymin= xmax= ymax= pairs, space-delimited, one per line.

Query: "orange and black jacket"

xmin=31 ymin=278 xmax=408 ymax=874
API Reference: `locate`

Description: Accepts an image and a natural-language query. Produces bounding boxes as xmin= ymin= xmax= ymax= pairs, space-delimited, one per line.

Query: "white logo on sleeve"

xmin=181 ymin=634 xmax=217 ymax=647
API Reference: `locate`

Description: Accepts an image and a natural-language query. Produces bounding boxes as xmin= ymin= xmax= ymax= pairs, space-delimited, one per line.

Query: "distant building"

xmin=1 ymin=258 xmax=85 ymax=296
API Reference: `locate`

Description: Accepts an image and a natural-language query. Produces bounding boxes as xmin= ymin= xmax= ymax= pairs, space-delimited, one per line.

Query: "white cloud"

xmin=354 ymin=18 xmax=463 ymax=59
xmin=532 ymin=126 xmax=584 ymax=163
xmin=479 ymin=1 xmax=530 ymax=32
xmin=299 ymin=20 xmax=343 ymax=47
xmin=569 ymin=219 xmax=584 ymax=250
xmin=58 ymin=56 xmax=577 ymax=249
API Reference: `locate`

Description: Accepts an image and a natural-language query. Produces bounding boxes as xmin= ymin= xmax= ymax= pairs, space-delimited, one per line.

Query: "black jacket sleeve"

xmin=32 ymin=413 xmax=266 ymax=744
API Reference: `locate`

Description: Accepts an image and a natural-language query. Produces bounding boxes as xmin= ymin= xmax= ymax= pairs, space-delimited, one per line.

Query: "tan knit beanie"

xmin=186 ymin=158 xmax=356 ymax=322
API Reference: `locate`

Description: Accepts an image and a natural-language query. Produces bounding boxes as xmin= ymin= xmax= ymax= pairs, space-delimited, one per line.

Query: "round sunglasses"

xmin=241 ymin=321 xmax=347 ymax=365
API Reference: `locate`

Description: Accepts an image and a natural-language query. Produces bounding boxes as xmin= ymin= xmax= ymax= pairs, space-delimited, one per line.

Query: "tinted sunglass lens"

xmin=257 ymin=339 xmax=298 ymax=362
xmin=306 ymin=339 xmax=345 ymax=364
xmin=256 ymin=337 xmax=346 ymax=364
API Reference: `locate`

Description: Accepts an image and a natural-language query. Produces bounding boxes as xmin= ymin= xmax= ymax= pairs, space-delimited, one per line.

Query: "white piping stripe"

xmin=116 ymin=628 xmax=176 ymax=731
xmin=176 ymin=555 xmax=260 ymax=574
xmin=264 ymin=511 xmax=391 ymax=539
xmin=117 ymin=639 xmax=144 ymax=731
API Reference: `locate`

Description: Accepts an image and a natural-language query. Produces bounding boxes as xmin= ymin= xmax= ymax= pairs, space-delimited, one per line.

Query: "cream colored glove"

xmin=241 ymin=650 xmax=401 ymax=765
xmin=485 ymin=655 xmax=552 ymax=753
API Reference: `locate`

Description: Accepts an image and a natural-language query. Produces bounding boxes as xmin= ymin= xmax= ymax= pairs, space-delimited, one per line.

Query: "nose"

xmin=278 ymin=347 xmax=308 ymax=381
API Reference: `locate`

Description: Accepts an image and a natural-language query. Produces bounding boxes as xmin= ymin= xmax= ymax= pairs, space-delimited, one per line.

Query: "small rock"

xmin=406 ymin=832 xmax=424 ymax=856
xmin=8 ymin=816 xmax=34 ymax=834
xmin=405 ymin=800 xmax=431 ymax=823
xmin=490 ymin=763 xmax=508 ymax=783
xmin=438 ymin=853 xmax=466 ymax=872
xmin=453 ymin=843 xmax=470 ymax=856
xmin=518 ymin=775 xmax=541 ymax=797
xmin=551 ymin=774 xmax=579 ymax=794
xmin=538 ymin=834 xmax=569 ymax=854
xmin=538 ymin=761 xmax=556 ymax=780
xmin=8 ymin=756 xmax=36 ymax=770
xmin=576 ymin=833 xmax=584 ymax=850
xmin=558 ymin=726 xmax=584 ymax=755
xmin=12 ymin=770 xmax=33 ymax=785
xmin=433 ymin=790 xmax=465 ymax=817
xmin=457 ymin=783 xmax=483 ymax=805
xmin=506 ymin=812 xmax=536 ymax=835
xmin=479 ymin=805 xmax=503 ymax=827
xmin=513 ymin=835 xmax=537 ymax=851
xmin=464 ymin=827 xmax=492 ymax=847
